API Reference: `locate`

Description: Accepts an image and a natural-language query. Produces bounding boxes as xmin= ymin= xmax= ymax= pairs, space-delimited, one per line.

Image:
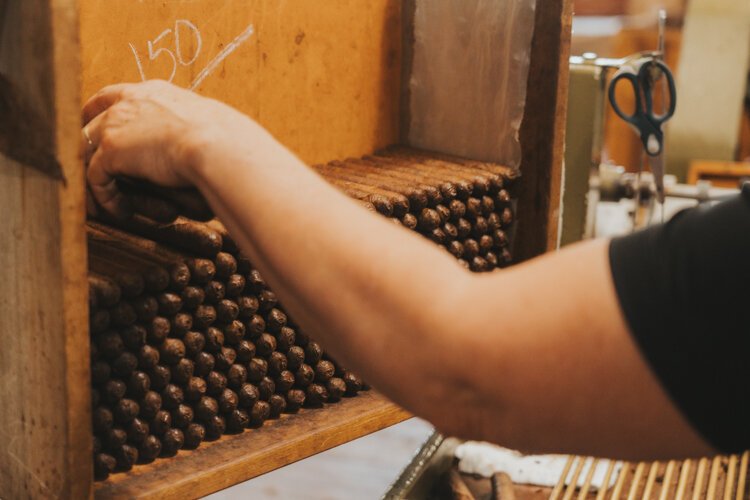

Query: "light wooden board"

xmin=0 ymin=1 xmax=90 ymax=499
xmin=94 ymin=391 xmax=410 ymax=499
xmin=79 ymin=0 xmax=403 ymax=166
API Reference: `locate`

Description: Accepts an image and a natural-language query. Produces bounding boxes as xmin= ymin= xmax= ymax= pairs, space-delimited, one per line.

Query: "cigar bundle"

xmin=88 ymin=225 xmax=365 ymax=481
xmin=313 ymin=146 xmax=518 ymax=272
xmin=87 ymin=147 xmax=517 ymax=480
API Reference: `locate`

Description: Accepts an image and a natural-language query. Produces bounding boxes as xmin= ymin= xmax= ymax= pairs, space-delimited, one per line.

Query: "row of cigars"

xmin=86 ymin=147 xmax=518 ymax=481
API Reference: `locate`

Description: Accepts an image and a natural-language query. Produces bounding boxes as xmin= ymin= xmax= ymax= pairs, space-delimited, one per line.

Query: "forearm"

xmin=188 ymin=128 xmax=474 ymax=418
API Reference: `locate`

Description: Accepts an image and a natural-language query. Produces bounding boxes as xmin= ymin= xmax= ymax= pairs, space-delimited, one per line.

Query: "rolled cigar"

xmin=89 ymin=275 xmax=122 ymax=308
xmin=238 ymin=383 xmax=260 ymax=409
xmin=305 ymin=384 xmax=328 ymax=407
xmin=456 ymin=218 xmax=472 ymax=239
xmin=295 ymin=364 xmax=314 ymax=388
xmin=93 ymin=407 xmax=114 ymax=434
xmin=114 ymin=272 xmax=145 ymax=299
xmin=104 ymin=427 xmax=128 ymax=451
xmin=285 ymin=389 xmax=306 ymax=412
xmin=87 ymin=221 xmax=184 ymax=267
xmin=226 ymin=409 xmax=250 ymax=433
xmin=224 ymin=320 xmax=246 ymax=345
xmin=185 ymin=377 xmax=208 ymax=403
xmin=430 ymin=228 xmax=447 ymax=246
xmin=205 ymin=219 xmax=238 ymax=253
xmin=204 ymin=327 xmax=225 ymax=353
xmin=127 ymin=371 xmax=151 ymax=401
xmin=204 ymin=415 xmax=226 ymax=440
xmin=186 ymin=258 xmax=216 ymax=285
xmin=143 ymin=266 xmax=171 ymax=294
xmin=161 ymin=428 xmax=185 ymax=457
xmin=314 ymin=360 xmax=335 ymax=384
xmin=172 ymin=404 xmax=194 ymax=429
xmin=110 ymin=301 xmax=137 ymax=328
xmin=90 ymin=310 xmax=111 ymax=335
xmin=227 ymin=364 xmax=248 ymax=389
xmin=193 ymin=305 xmax=217 ymax=330
xmin=466 ymin=197 xmax=482 ymax=219
xmin=171 ymin=312 xmax=193 ymax=337
xmin=183 ymin=422 xmax=205 ymax=449
xmin=114 ymin=399 xmax=140 ymax=424
xmin=170 ymin=358 xmax=194 ymax=385
xmin=256 ymin=333 xmax=277 ymax=358
xmin=140 ymin=391 xmax=162 ymax=420
xmin=94 ymin=453 xmax=117 ymax=481
xmin=315 ymin=163 xmax=411 ymax=218
xmin=131 ymin=296 xmax=159 ymax=323
xmin=496 ymin=189 xmax=512 ymax=208
xmin=237 ymin=296 xmax=259 ymax=320
xmin=112 ymin=352 xmax=138 ymax=378
xmin=304 ymin=341 xmax=323 ymax=366
xmin=266 ymin=308 xmax=287 ymax=333
xmin=401 ymin=213 xmax=418 ymax=230
xmin=350 ymin=156 xmax=448 ymax=207
xmin=501 ymin=207 xmax=513 ymax=227
xmin=470 ymin=256 xmax=489 ymax=273
xmin=214 ymin=252 xmax=238 ymax=279
xmin=148 ymin=316 xmax=171 ymax=344
xmin=245 ymin=314 xmax=265 ymax=338
xmin=157 ymin=292 xmax=183 ymax=316
xmin=473 ymin=217 xmax=489 ymax=238
xmin=235 ymin=340 xmax=256 ymax=364
xmin=268 ymin=351 xmax=288 ymax=376
xmin=169 ymin=263 xmax=191 ymax=291
xmin=127 ymin=417 xmax=149 ymax=445
xmin=204 ymin=280 xmax=226 ymax=304
xmin=161 ymin=384 xmax=184 ymax=410
xmin=148 ymin=365 xmax=171 ymax=392
xmin=248 ymin=358 xmax=268 ymax=383
xmin=487 ymin=213 xmax=502 ymax=232
xmin=479 ymin=235 xmax=494 ymax=255
xmin=343 ymin=372 xmax=363 ymax=395
xmin=180 ymin=286 xmax=205 ymax=310
xmin=276 ymin=326 xmax=295 ymax=353
xmin=249 ymin=401 xmax=270 ymax=428
xmin=500 ymin=248 xmax=513 ymax=266
xmin=114 ymin=444 xmax=139 ymax=471
xmin=360 ymin=154 xmax=466 ymax=201
xmin=286 ymin=346 xmax=305 ymax=371
xmin=481 ymin=195 xmax=495 ymax=215
xmin=326 ymin=377 xmax=347 ymax=402
xmin=138 ymin=435 xmax=162 ymax=463
xmin=216 ymin=299 xmax=240 ymax=323
xmin=194 ymin=351 xmax=215 ymax=376
xmin=195 ymin=396 xmax=219 ymax=423
xmin=418 ymin=208 xmax=441 ymax=232
xmin=120 ymin=324 xmax=147 ymax=351
xmin=138 ymin=345 xmax=160 ymax=370
xmin=215 ymin=346 xmax=237 ymax=372
xmin=492 ymin=229 xmax=509 ymax=249
xmin=485 ymin=251 xmax=499 ymax=269
xmin=275 ymin=370 xmax=295 ymax=393
xmin=218 ymin=388 xmax=239 ymax=414
xmin=464 ymin=239 xmax=480 ymax=260
xmin=268 ymin=394 xmax=286 ymax=418
xmin=435 ymin=204 xmax=451 ymax=224
xmin=225 ymin=274 xmax=246 ymax=298
xmin=246 ymin=269 xmax=265 ymax=294
xmin=152 ymin=410 xmax=172 ymax=436
xmin=206 ymin=371 xmax=228 ymax=396
xmin=91 ymin=361 xmax=111 ymax=387
xmin=258 ymin=290 xmax=277 ymax=313
xmin=258 ymin=377 xmax=275 ymax=401
xmin=97 ymin=331 xmax=124 ymax=360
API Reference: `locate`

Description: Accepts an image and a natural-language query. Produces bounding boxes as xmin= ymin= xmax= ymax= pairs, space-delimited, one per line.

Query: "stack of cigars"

xmin=88 ymin=147 xmax=517 ymax=481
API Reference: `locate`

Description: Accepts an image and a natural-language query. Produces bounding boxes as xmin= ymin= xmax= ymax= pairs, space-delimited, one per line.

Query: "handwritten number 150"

xmin=129 ymin=20 xmax=202 ymax=84
xmin=129 ymin=21 xmax=254 ymax=91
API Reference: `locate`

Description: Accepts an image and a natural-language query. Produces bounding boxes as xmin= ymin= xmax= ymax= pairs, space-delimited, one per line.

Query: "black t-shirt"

xmin=609 ymin=184 xmax=750 ymax=453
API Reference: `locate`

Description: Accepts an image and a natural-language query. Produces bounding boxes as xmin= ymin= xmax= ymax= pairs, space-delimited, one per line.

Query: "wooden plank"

xmin=95 ymin=392 xmax=410 ymax=499
xmin=514 ymin=0 xmax=573 ymax=260
xmin=0 ymin=1 xmax=90 ymax=499
xmin=79 ymin=0 xmax=403 ymax=166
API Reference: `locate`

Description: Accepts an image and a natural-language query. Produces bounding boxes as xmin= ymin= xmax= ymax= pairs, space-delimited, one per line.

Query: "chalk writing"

xmin=129 ymin=21 xmax=254 ymax=90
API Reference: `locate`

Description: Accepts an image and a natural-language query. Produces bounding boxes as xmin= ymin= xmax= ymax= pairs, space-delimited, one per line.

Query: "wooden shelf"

xmin=95 ymin=392 xmax=409 ymax=499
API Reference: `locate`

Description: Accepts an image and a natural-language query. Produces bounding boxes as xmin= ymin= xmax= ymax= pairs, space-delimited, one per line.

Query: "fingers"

xmin=81 ymin=111 xmax=106 ymax=167
xmin=87 ymin=146 xmax=133 ymax=220
xmin=82 ymin=83 xmax=132 ymax=125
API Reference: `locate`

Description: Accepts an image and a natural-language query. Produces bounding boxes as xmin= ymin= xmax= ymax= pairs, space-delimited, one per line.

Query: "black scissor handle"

xmin=641 ymin=59 xmax=677 ymax=125
xmin=608 ymin=70 xmax=644 ymax=126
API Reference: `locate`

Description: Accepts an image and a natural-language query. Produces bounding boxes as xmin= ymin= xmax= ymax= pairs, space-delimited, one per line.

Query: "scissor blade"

xmin=649 ymin=153 xmax=666 ymax=204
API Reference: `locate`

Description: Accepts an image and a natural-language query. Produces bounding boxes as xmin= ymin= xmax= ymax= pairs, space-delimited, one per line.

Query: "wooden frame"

xmin=0 ymin=1 xmax=572 ymax=498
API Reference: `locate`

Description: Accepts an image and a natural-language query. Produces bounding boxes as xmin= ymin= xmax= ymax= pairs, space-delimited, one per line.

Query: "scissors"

xmin=608 ymin=57 xmax=676 ymax=204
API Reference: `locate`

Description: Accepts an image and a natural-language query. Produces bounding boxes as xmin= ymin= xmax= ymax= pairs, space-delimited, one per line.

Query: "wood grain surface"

xmin=94 ymin=391 xmax=410 ymax=499
xmin=0 ymin=1 xmax=90 ymax=498
xmin=79 ymin=0 xmax=403 ymax=166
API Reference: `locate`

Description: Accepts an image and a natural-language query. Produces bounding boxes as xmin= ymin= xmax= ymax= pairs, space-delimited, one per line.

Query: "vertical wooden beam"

xmin=0 ymin=1 xmax=89 ymax=498
xmin=515 ymin=0 xmax=573 ymax=260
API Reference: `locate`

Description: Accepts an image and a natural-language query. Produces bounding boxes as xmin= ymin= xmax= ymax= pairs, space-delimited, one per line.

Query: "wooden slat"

xmin=515 ymin=0 xmax=573 ymax=259
xmin=95 ymin=391 xmax=409 ymax=499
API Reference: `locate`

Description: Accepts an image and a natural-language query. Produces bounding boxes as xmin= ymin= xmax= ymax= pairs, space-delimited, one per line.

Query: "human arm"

xmin=82 ymin=81 xmax=713 ymax=460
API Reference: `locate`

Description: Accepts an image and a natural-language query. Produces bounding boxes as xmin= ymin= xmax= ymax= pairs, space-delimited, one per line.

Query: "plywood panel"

xmin=0 ymin=1 xmax=90 ymax=498
xmin=79 ymin=0 xmax=402 ymax=165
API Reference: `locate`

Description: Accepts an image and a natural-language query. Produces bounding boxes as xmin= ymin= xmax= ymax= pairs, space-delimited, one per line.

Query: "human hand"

xmin=82 ymin=80 xmax=257 ymax=218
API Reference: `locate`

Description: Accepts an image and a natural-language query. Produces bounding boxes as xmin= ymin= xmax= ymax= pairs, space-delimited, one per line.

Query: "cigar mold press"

xmin=0 ymin=0 xmax=570 ymax=498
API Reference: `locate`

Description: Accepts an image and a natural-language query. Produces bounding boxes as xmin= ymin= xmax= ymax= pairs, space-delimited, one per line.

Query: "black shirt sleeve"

xmin=609 ymin=184 xmax=750 ymax=453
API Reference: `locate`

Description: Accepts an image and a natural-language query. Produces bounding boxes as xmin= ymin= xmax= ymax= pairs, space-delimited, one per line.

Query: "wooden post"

xmin=514 ymin=0 xmax=573 ymax=260
xmin=0 ymin=1 xmax=90 ymax=498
